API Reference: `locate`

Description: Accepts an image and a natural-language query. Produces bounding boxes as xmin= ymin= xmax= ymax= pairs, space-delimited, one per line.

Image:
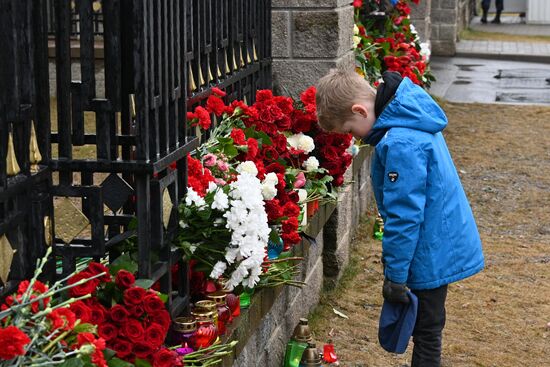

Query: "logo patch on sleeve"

xmin=388 ymin=172 xmax=399 ymax=182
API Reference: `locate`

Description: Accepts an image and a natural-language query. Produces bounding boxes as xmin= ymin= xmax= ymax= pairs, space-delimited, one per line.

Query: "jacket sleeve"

xmin=380 ymin=140 xmax=427 ymax=284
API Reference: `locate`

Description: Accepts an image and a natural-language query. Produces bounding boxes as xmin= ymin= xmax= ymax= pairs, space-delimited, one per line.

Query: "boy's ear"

xmin=351 ymin=104 xmax=368 ymax=118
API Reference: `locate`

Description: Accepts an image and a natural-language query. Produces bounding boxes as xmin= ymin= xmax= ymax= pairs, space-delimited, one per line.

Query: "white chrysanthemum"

xmin=420 ymin=42 xmax=431 ymax=60
xmin=210 ymin=261 xmax=227 ymax=279
xmin=288 ymin=133 xmax=315 ymax=153
xmin=297 ymin=189 xmax=307 ymax=203
xmin=220 ymin=171 xmax=270 ymax=290
xmin=207 ymin=181 xmax=218 ymax=193
xmin=185 ymin=187 xmax=206 ymax=207
xmin=264 ymin=172 xmax=279 ymax=186
xmin=303 ymin=156 xmax=320 ymax=171
xmin=212 ymin=189 xmax=229 ymax=210
xmin=261 ymin=183 xmax=277 ymax=200
xmin=236 ymin=161 xmax=258 ymax=176
xmin=179 ymin=220 xmax=189 ymax=229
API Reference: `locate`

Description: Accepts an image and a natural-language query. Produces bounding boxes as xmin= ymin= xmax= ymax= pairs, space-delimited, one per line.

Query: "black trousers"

xmin=410 ymin=285 xmax=448 ymax=367
xmin=482 ymin=0 xmax=504 ymax=12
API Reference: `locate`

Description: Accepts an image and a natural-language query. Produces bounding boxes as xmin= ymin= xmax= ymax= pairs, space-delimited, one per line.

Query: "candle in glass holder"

xmin=172 ymin=317 xmax=197 ymax=346
xmin=190 ymin=310 xmax=218 ymax=349
xmin=207 ymin=291 xmax=232 ymax=335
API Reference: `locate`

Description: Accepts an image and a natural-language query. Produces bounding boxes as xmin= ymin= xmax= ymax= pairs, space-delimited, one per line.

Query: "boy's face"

xmin=332 ymin=100 xmax=376 ymax=139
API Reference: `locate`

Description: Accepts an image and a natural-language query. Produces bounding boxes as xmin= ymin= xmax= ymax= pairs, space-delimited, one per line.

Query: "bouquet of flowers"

xmin=353 ymin=0 xmax=435 ymax=87
xmin=0 ymin=248 xmax=108 ymax=367
xmin=178 ymin=162 xmax=270 ymax=290
xmin=65 ymin=263 xmax=181 ymax=367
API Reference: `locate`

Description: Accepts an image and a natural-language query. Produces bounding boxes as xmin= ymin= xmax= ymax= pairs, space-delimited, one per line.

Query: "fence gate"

xmin=0 ymin=0 xmax=272 ymax=316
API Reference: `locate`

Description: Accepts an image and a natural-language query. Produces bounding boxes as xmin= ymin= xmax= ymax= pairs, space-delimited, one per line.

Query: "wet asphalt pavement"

xmin=429 ymin=56 xmax=550 ymax=105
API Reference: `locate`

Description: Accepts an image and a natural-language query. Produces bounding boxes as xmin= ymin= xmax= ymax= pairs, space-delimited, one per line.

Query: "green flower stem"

xmin=31 ymin=294 xmax=91 ymax=320
xmin=20 ymin=247 xmax=53 ymax=304
xmin=42 ymin=320 xmax=81 ymax=354
xmin=0 ymin=272 xmax=106 ymax=320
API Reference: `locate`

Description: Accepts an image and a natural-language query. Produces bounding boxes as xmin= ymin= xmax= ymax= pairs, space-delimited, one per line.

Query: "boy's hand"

xmin=382 ymin=278 xmax=410 ymax=304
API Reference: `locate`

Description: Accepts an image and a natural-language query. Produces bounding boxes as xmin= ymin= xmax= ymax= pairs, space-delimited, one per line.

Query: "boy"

xmin=315 ymin=68 xmax=484 ymax=367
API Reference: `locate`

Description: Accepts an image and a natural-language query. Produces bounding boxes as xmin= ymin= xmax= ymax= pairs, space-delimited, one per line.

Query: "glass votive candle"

xmin=207 ymin=291 xmax=232 ymax=335
xmin=172 ymin=316 xmax=197 ymax=346
xmin=190 ymin=310 xmax=218 ymax=349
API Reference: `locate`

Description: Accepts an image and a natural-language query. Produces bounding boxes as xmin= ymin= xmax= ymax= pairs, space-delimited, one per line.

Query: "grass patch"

xmin=460 ymin=28 xmax=550 ymax=43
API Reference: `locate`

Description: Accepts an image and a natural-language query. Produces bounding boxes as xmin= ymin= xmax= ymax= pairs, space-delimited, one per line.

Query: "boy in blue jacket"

xmin=315 ymin=69 xmax=484 ymax=367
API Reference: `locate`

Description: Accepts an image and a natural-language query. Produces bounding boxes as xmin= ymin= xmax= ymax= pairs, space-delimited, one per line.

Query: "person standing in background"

xmin=481 ymin=0 xmax=504 ymax=24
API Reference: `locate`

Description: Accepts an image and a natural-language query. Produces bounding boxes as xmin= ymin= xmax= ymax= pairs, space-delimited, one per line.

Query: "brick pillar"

xmin=271 ymin=0 xmax=354 ymax=96
xmin=430 ymin=0 xmax=459 ymax=56
xmin=410 ymin=0 xmax=432 ymax=44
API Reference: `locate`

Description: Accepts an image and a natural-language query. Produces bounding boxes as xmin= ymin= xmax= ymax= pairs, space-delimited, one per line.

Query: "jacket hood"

xmin=373 ymin=77 xmax=448 ymax=134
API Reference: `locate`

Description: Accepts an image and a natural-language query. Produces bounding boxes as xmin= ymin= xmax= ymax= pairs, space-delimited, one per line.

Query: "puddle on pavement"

xmin=493 ymin=68 xmax=550 ymax=103
xmin=455 ymin=64 xmax=485 ymax=72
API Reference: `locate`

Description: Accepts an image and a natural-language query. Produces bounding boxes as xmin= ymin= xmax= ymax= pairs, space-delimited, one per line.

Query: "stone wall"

xmin=429 ymin=0 xmax=473 ymax=56
xmin=271 ymin=0 xmax=355 ymax=96
xmin=229 ymin=147 xmax=375 ymax=367
xmin=410 ymin=0 xmax=432 ymax=44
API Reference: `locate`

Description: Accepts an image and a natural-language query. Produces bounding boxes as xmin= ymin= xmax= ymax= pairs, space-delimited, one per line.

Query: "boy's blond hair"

xmin=315 ymin=68 xmax=376 ymax=131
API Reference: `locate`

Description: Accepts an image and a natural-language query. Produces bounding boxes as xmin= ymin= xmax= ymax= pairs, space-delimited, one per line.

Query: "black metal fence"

xmin=0 ymin=0 xmax=272 ymax=317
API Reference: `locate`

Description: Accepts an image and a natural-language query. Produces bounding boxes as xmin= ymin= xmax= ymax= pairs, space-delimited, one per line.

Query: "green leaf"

xmin=134 ymin=278 xmax=156 ymax=289
xmin=58 ymin=358 xmax=85 ymax=367
xmin=109 ymin=253 xmax=138 ymax=275
xmin=134 ymin=358 xmax=153 ymax=367
xmin=128 ymin=217 xmax=138 ymax=231
xmin=108 ymin=357 xmax=135 ymax=367
xmin=158 ymin=293 xmax=169 ymax=303
xmin=73 ymin=323 xmax=97 ymax=334
xmin=224 ymin=144 xmax=238 ymax=158
xmin=103 ymin=348 xmax=117 ymax=361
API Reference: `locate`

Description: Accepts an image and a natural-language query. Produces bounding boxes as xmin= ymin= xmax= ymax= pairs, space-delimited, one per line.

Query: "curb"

xmin=454 ymin=51 xmax=550 ymax=64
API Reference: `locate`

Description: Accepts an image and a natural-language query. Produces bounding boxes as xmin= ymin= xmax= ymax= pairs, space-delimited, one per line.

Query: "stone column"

xmin=271 ymin=0 xmax=355 ymax=96
xmin=430 ymin=0 xmax=459 ymax=56
xmin=410 ymin=0 xmax=432 ymax=44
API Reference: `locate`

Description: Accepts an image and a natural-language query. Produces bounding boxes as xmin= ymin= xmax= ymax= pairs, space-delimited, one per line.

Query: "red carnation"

xmin=265 ymin=199 xmax=284 ymax=222
xmin=69 ymin=300 xmax=92 ymax=323
xmin=187 ymin=106 xmax=211 ymax=130
xmin=115 ymin=269 xmax=136 ymax=289
xmin=211 ymin=87 xmax=226 ymax=97
xmin=353 ymin=0 xmax=363 ymax=8
xmin=123 ymin=286 xmax=147 ymax=305
xmin=246 ymin=138 xmax=259 ymax=160
xmin=109 ymin=304 xmax=130 ymax=323
xmin=282 ymin=217 xmax=299 ymax=234
xmin=98 ymin=322 xmax=118 ymax=341
xmin=68 ymin=271 xmax=99 ymax=297
xmin=230 ymin=128 xmax=246 ymax=145
xmin=121 ymin=318 xmax=145 ymax=342
xmin=0 ymin=326 xmax=31 ymax=360
xmin=143 ymin=293 xmax=165 ymax=314
xmin=300 ymin=86 xmax=317 ymax=107
xmin=206 ymin=95 xmax=226 ymax=117
xmin=282 ymin=201 xmax=301 ymax=218
xmin=282 ymin=231 xmax=302 ymax=247
xmin=256 ymin=89 xmax=273 ymax=102
xmin=153 ymin=348 xmax=182 ymax=367
xmin=133 ymin=341 xmax=154 ymax=359
xmin=145 ymin=323 xmax=166 ymax=348
xmin=111 ymin=338 xmax=133 ymax=359
xmin=47 ymin=308 xmax=76 ymax=331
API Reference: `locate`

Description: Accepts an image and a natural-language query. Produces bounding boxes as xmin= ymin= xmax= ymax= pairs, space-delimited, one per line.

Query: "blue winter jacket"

xmin=371 ymin=77 xmax=484 ymax=290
